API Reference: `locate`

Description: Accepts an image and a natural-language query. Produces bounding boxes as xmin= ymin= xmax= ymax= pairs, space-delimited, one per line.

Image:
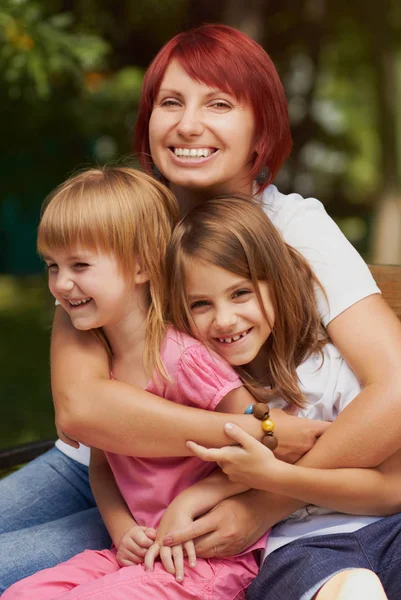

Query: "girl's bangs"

xmin=37 ymin=195 xmax=109 ymax=257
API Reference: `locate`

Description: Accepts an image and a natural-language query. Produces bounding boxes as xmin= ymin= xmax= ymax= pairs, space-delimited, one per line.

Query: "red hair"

xmin=134 ymin=24 xmax=292 ymax=191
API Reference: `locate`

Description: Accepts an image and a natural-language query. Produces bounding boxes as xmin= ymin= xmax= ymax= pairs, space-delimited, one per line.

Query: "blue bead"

xmin=244 ymin=403 xmax=255 ymax=415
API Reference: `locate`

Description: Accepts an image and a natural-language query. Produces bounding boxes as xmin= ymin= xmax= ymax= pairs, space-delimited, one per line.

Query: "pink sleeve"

xmin=176 ymin=344 xmax=243 ymax=411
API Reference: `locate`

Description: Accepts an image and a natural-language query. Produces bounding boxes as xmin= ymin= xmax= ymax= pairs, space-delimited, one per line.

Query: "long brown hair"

xmin=38 ymin=166 xmax=179 ymax=380
xmin=166 ymin=195 xmax=328 ymax=408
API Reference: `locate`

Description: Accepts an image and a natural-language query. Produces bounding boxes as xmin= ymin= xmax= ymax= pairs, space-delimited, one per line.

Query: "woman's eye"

xmin=74 ymin=262 xmax=89 ymax=269
xmin=190 ymin=300 xmax=210 ymax=311
xmin=45 ymin=263 xmax=57 ymax=271
xmin=160 ymin=98 xmax=181 ymax=107
xmin=210 ymin=100 xmax=232 ymax=110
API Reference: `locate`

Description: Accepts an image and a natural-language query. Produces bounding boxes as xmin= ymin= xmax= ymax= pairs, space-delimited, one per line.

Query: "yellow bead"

xmin=262 ymin=418 xmax=275 ymax=432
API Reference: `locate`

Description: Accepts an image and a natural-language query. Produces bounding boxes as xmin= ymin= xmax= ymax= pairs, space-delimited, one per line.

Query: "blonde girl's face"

xmin=149 ymin=60 xmax=256 ymax=196
xmin=44 ymin=246 xmax=140 ymax=332
xmin=185 ymin=259 xmax=274 ymax=368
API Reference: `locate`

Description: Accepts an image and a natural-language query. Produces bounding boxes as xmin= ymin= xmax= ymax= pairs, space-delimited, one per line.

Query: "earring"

xmin=152 ymin=163 xmax=163 ymax=181
xmin=256 ymin=166 xmax=270 ymax=185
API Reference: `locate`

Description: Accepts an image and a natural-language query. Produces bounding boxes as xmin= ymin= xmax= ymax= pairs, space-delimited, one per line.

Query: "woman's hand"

xmin=144 ymin=503 xmax=196 ymax=582
xmin=162 ymin=489 xmax=269 ymax=558
xmin=271 ymin=408 xmax=330 ymax=463
xmin=116 ymin=525 xmax=156 ymax=567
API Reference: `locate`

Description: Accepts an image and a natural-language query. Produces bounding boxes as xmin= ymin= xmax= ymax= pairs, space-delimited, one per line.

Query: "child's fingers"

xmin=172 ymin=545 xmax=184 ymax=581
xmin=184 ymin=540 xmax=196 ymax=568
xmin=160 ymin=546 xmax=175 ymax=575
xmin=117 ymin=553 xmax=142 ymax=567
xmin=186 ymin=441 xmax=222 ymax=462
xmin=223 ymin=423 xmax=257 ymax=448
xmin=132 ymin=528 xmax=156 ymax=548
xmin=144 ymin=542 xmax=160 ymax=572
xmin=129 ymin=538 xmax=149 ymax=556
xmin=144 ymin=527 xmax=157 ymax=540
xmin=163 ymin=518 xmax=208 ymax=547
xmin=116 ymin=546 xmax=144 ymax=567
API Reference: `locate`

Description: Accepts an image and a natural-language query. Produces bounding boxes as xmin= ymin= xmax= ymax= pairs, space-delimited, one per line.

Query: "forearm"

xmin=173 ymin=469 xmax=249 ymax=517
xmin=322 ymin=295 xmax=401 ymax=467
xmin=258 ymin=459 xmax=401 ymax=515
xmin=89 ymin=452 xmax=136 ymax=546
xmin=52 ymin=309 xmax=262 ymax=456
xmin=296 ymin=383 xmax=401 ymax=470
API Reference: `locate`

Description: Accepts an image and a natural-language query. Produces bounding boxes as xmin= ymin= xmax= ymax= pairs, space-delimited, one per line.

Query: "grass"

xmin=0 ymin=275 xmax=57 ymax=449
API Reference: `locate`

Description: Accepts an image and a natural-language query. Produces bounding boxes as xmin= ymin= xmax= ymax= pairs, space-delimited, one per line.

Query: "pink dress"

xmin=4 ymin=329 xmax=266 ymax=600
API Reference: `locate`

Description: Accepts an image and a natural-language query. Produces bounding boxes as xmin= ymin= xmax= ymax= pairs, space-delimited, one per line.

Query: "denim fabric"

xmin=247 ymin=512 xmax=401 ymax=600
xmin=0 ymin=447 xmax=110 ymax=593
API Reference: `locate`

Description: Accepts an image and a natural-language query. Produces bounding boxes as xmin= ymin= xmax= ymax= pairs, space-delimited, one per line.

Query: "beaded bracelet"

xmin=245 ymin=403 xmax=278 ymax=451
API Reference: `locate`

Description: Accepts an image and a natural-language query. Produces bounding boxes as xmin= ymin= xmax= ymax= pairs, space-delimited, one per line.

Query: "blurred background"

xmin=1 ymin=0 xmax=401 ymax=451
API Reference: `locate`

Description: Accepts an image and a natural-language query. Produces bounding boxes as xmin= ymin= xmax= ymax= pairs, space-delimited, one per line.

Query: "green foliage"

xmin=0 ymin=0 xmax=109 ymax=99
xmin=0 ymin=275 xmax=56 ymax=448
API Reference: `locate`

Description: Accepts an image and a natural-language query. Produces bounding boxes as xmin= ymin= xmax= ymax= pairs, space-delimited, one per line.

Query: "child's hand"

xmin=144 ymin=504 xmax=196 ymax=582
xmin=187 ymin=423 xmax=277 ymax=490
xmin=116 ymin=525 xmax=157 ymax=567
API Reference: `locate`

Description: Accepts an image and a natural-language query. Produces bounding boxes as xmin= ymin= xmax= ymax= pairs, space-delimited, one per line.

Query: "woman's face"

xmin=149 ymin=60 xmax=256 ymax=196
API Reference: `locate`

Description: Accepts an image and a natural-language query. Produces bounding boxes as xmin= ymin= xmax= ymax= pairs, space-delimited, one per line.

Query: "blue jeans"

xmin=0 ymin=447 xmax=111 ymax=593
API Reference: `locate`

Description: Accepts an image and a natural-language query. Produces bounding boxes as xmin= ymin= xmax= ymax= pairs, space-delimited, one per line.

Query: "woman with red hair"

xmin=1 ymin=24 xmax=401 ymax=596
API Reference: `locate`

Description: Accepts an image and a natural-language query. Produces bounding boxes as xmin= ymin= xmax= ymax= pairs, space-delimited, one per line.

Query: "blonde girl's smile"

xmin=185 ymin=259 xmax=274 ymax=368
xmin=44 ymin=247 xmax=138 ymax=332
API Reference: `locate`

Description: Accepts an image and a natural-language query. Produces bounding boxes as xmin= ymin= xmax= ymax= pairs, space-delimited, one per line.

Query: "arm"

xmin=188 ymin=426 xmax=401 ymax=516
xmin=163 ymin=385 xmax=256 ymax=516
xmin=89 ymin=448 xmax=136 ymax=547
xmin=89 ymin=449 xmax=156 ymax=565
xmin=52 ymin=307 xmax=323 ymax=458
xmin=52 ymin=308 xmax=263 ymax=455
xmin=308 ymin=294 xmax=401 ymax=467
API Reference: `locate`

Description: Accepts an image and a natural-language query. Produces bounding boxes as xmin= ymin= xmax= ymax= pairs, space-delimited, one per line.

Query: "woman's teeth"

xmin=173 ymin=148 xmax=214 ymax=158
xmin=68 ymin=298 xmax=92 ymax=307
xmin=218 ymin=331 xmax=248 ymax=344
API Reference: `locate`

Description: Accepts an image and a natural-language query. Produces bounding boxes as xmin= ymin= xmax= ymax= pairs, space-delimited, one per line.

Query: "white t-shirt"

xmin=55 ymin=185 xmax=380 ymax=467
xmin=263 ymin=342 xmax=381 ymax=560
xmin=55 ymin=440 xmax=91 ymax=466
xmin=262 ymin=185 xmax=380 ymax=326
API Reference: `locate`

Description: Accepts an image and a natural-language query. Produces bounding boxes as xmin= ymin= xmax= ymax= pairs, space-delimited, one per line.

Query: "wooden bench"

xmin=1 ymin=264 xmax=400 ymax=474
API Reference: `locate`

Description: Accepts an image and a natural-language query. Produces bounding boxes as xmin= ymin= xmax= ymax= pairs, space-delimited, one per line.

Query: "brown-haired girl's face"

xmin=185 ymin=259 xmax=274 ymax=370
xmin=149 ymin=60 xmax=256 ymax=196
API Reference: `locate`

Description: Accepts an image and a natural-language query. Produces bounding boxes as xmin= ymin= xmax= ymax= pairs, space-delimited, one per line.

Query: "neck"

xmin=102 ymin=290 xmax=149 ymax=386
xmin=170 ymin=181 xmax=255 ymax=216
xmin=246 ymin=344 xmax=270 ymax=384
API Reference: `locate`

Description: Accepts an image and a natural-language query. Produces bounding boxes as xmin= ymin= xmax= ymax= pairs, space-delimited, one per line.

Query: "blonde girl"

xmin=165 ymin=195 xmax=401 ymax=600
xmin=4 ymin=168 xmax=267 ymax=600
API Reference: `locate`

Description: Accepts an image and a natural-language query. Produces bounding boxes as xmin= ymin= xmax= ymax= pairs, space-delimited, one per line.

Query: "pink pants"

xmin=3 ymin=548 xmax=259 ymax=600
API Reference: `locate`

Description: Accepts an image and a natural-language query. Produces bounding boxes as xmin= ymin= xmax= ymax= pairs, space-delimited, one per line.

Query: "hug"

xmin=1 ymin=23 xmax=401 ymax=600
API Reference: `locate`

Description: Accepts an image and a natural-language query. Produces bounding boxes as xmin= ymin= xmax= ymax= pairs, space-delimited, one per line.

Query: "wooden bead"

xmin=262 ymin=418 xmax=275 ymax=432
xmin=262 ymin=434 xmax=278 ymax=451
xmin=253 ymin=402 xmax=270 ymax=420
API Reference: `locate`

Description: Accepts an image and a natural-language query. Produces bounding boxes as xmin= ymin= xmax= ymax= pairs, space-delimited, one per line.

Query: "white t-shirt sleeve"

xmin=263 ymin=187 xmax=380 ymax=326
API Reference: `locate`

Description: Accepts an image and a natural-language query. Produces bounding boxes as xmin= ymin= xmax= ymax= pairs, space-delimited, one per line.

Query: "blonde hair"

xmin=38 ymin=166 xmax=179 ymax=379
xmin=166 ymin=195 xmax=328 ymax=408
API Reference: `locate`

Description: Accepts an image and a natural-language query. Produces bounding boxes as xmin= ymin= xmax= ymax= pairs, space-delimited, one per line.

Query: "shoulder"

xmin=161 ymin=327 xmax=204 ymax=373
xmin=161 ymin=328 xmax=242 ymax=410
xmin=259 ymin=186 xmax=379 ymax=325
xmin=260 ymin=185 xmax=334 ymax=240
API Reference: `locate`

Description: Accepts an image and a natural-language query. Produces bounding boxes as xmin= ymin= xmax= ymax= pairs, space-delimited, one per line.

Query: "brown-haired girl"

xmin=167 ymin=196 xmax=401 ymax=600
xmin=4 ymin=168 xmax=268 ymax=600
